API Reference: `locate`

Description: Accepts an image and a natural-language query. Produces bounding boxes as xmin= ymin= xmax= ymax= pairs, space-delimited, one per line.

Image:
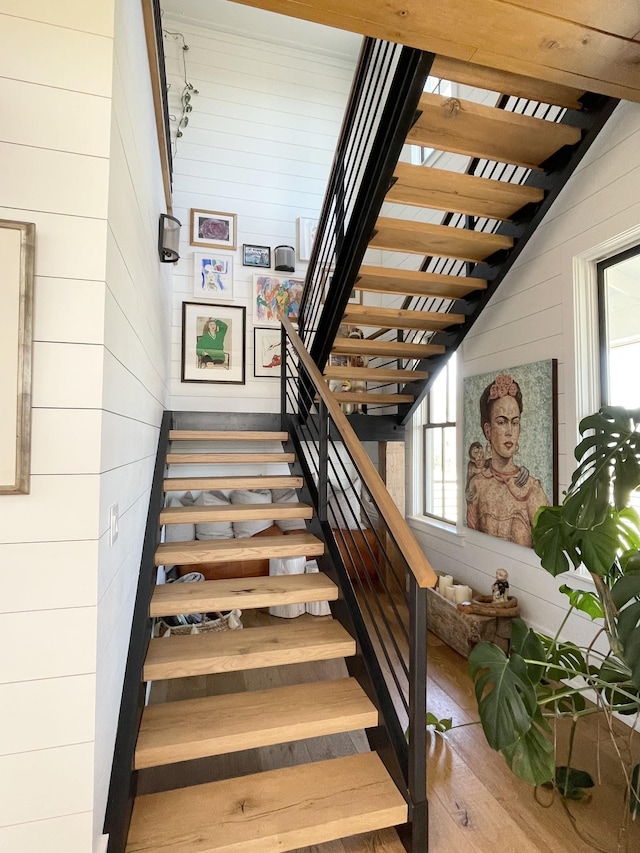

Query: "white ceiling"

xmin=160 ymin=0 xmax=362 ymax=60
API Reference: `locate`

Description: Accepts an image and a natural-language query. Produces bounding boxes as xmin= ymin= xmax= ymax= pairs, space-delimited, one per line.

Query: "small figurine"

xmin=492 ymin=568 xmax=509 ymax=603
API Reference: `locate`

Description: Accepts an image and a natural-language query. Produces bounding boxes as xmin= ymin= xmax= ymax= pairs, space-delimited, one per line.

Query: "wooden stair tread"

xmin=388 ymin=163 xmax=545 ymax=220
xmin=332 ymin=337 xmax=444 ymax=359
xmin=164 ymin=475 xmax=303 ymax=492
xmin=169 ymin=430 xmax=288 ymax=441
xmin=143 ymin=619 xmax=355 ymax=681
xmin=155 ymin=532 xmax=324 ymax=567
xmin=342 ymin=304 xmax=464 ymax=332
xmin=126 ymin=752 xmax=407 ymax=852
xmin=135 ymin=677 xmax=376 ymax=768
xmin=324 ymin=365 xmax=428 ymax=381
xmin=331 ymin=391 xmax=414 ymax=404
xmin=430 ymin=55 xmax=586 ymax=110
xmin=356 ymin=264 xmax=486 ymax=298
xmin=165 ymin=452 xmax=295 ymax=464
xmin=370 ymin=216 xmax=513 ymax=261
xmin=160 ymin=501 xmax=313 ymax=525
xmin=407 ymin=92 xmax=582 ymax=170
xmin=150 ymin=572 xmax=338 ymax=617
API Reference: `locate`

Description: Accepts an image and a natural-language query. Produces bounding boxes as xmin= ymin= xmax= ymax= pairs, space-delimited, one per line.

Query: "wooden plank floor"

xmin=142 ymin=609 xmax=640 ymax=852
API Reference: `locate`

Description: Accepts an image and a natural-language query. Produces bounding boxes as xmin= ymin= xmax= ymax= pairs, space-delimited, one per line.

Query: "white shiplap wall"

xmin=0 ymin=2 xmax=172 ymax=850
xmin=163 ymin=18 xmax=360 ymax=412
xmin=409 ymin=100 xmax=640 ymax=645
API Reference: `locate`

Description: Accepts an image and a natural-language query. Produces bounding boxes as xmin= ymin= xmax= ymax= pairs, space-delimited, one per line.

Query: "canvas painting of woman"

xmin=463 ymin=360 xmax=556 ymax=548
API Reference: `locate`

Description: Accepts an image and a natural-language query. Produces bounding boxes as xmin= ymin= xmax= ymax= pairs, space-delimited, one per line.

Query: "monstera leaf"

xmin=501 ymin=708 xmax=554 ymax=786
xmin=612 ymin=573 xmax=640 ymax=688
xmin=468 ymin=642 xmax=537 ymax=752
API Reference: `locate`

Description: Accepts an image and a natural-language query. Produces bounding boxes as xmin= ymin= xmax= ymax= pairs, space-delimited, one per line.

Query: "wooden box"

xmin=426 ymin=586 xmax=511 ymax=658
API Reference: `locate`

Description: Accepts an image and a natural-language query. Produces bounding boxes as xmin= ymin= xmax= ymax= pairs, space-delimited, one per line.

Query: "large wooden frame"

xmin=0 ymin=220 xmax=35 ymax=494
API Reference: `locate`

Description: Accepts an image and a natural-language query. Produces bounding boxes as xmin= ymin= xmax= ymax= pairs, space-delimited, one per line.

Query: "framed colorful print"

xmin=189 ymin=209 xmax=237 ymax=250
xmin=243 ymin=244 xmax=271 ymax=268
xmin=254 ymin=274 xmax=304 ymax=325
xmin=193 ymin=252 xmax=233 ymax=299
xmin=181 ymin=302 xmax=246 ymax=384
xmin=297 ymin=217 xmax=318 ymax=261
xmin=254 ymin=327 xmax=281 ymax=378
xmin=462 ymin=359 xmax=558 ymax=548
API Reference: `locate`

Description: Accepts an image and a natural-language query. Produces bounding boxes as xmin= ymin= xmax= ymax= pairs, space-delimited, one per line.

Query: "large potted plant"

xmin=468 ymin=406 xmax=640 ymax=830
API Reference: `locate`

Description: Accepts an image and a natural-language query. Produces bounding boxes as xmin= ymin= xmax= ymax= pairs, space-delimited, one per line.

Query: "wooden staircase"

xmin=320 ymin=57 xmax=616 ymax=419
xmin=124 ymin=428 xmax=408 ymax=852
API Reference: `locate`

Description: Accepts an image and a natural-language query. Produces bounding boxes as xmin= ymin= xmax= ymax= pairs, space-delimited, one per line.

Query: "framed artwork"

xmin=254 ymin=327 xmax=282 ymax=377
xmin=297 ymin=217 xmax=318 ymax=261
xmin=243 ymin=244 xmax=271 ymax=268
xmin=254 ymin=274 xmax=304 ymax=325
xmin=181 ymin=302 xmax=246 ymax=384
xmin=0 ymin=219 xmax=34 ymax=494
xmin=193 ymin=252 xmax=233 ymax=299
xmin=189 ymin=208 xmax=236 ymax=250
xmin=462 ymin=359 xmax=558 ymax=548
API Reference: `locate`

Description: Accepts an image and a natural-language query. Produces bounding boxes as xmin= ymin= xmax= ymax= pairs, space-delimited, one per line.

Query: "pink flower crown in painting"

xmin=488 ymin=374 xmax=518 ymax=400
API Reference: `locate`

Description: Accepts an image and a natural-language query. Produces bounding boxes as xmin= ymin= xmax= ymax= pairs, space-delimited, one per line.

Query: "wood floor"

xmin=142 ymin=609 xmax=640 ymax=853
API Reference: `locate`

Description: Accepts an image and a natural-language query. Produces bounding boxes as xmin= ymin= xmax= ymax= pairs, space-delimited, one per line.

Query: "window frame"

xmin=421 ymin=356 xmax=457 ymax=525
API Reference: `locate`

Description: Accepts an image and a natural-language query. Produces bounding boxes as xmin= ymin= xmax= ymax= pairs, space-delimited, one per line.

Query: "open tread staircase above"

xmin=314 ymin=45 xmax=617 ymax=424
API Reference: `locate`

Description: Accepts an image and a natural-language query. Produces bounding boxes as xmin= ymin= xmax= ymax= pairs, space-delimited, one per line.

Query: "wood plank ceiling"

xmin=229 ymin=0 xmax=640 ymax=102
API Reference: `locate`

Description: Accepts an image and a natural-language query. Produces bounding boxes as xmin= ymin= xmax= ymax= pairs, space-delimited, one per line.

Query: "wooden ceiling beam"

xmin=228 ymin=0 xmax=640 ymax=102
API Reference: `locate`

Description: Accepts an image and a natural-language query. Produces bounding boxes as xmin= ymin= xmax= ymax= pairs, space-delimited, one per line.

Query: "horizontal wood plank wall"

xmin=0 ymin=1 xmax=173 ymax=851
xmin=409 ymin=100 xmax=640 ymax=650
xmin=0 ymin=4 xmax=113 ymax=852
xmin=163 ymin=17 xmax=360 ymax=412
xmin=96 ymin=0 xmax=174 ymax=847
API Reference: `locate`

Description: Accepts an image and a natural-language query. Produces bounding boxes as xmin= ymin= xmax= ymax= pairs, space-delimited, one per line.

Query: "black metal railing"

xmin=298 ymin=37 xmax=434 ymax=373
xmin=281 ymin=318 xmax=435 ymax=850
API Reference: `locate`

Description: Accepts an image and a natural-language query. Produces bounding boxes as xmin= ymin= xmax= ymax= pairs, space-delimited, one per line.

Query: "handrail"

xmin=283 ymin=317 xmax=436 ymax=589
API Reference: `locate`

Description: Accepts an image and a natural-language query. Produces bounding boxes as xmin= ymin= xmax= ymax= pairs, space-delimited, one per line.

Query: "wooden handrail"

xmin=283 ymin=317 xmax=437 ymax=589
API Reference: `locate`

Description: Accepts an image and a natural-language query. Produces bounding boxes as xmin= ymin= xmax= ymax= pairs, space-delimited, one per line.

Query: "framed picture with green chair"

xmin=181 ymin=301 xmax=246 ymax=384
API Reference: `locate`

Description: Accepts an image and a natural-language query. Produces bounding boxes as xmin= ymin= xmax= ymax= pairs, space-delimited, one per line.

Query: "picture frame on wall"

xmin=193 ymin=252 xmax=233 ymax=299
xmin=0 ymin=219 xmax=34 ymax=494
xmin=243 ymin=244 xmax=271 ymax=268
xmin=462 ymin=358 xmax=558 ymax=549
xmin=254 ymin=327 xmax=282 ymax=378
xmin=254 ymin=273 xmax=304 ymax=325
xmin=189 ymin=208 xmax=237 ymax=250
xmin=181 ymin=301 xmax=246 ymax=384
xmin=297 ymin=217 xmax=318 ymax=261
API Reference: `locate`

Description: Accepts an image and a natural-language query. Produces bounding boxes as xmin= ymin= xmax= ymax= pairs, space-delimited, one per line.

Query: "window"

xmin=597 ymin=245 xmax=640 ymax=409
xmin=422 ymin=356 xmax=457 ymax=523
xmin=597 ymin=245 xmax=640 ymax=510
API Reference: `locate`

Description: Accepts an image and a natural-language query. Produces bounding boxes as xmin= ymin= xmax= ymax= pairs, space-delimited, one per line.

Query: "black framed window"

xmin=597 ymin=244 xmax=640 ymax=409
xmin=422 ymin=356 xmax=457 ymax=523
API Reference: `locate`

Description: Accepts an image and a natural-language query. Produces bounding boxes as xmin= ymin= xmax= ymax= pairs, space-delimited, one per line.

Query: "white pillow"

xmin=230 ymin=489 xmax=273 ymax=538
xmin=164 ymin=496 xmax=196 ymax=543
xmin=195 ymin=491 xmax=234 ymax=540
xmin=272 ymin=487 xmax=307 ymax=533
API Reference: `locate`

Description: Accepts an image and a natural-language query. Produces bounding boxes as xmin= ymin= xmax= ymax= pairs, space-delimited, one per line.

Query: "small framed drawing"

xmin=297 ymin=217 xmax=318 ymax=261
xmin=254 ymin=273 xmax=304 ymax=325
xmin=190 ymin=209 xmax=237 ymax=250
xmin=243 ymin=244 xmax=271 ymax=268
xmin=181 ymin=301 xmax=246 ymax=384
xmin=193 ymin=252 xmax=233 ymax=299
xmin=254 ymin=327 xmax=281 ymax=377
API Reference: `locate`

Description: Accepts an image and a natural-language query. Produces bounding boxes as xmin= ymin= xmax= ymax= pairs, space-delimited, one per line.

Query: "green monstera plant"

xmin=468 ymin=406 xmax=640 ymax=818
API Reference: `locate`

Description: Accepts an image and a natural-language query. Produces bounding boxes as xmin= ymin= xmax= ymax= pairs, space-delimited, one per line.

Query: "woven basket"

xmin=155 ymin=609 xmax=243 ymax=637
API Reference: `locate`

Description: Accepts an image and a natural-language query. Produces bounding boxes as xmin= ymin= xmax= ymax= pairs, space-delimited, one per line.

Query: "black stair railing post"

xmin=407 ymin=575 xmax=428 ymax=849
